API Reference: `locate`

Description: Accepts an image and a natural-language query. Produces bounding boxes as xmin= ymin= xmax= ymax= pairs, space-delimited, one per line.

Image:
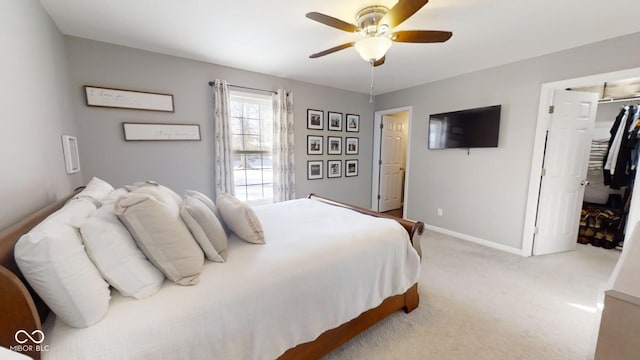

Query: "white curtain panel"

xmin=212 ymin=79 xmax=235 ymax=196
xmin=272 ymin=89 xmax=296 ymax=202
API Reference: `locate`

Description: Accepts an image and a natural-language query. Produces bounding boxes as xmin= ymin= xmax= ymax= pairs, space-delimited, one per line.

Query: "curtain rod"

xmin=207 ymin=81 xmax=276 ymax=94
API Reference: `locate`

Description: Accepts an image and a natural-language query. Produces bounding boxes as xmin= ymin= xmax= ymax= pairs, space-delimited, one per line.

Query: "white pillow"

xmin=15 ymin=198 xmax=111 ymax=328
xmin=126 ymin=181 xmax=182 ymax=207
xmin=81 ymin=204 xmax=165 ymax=299
xmin=185 ymin=190 xmax=228 ymax=233
xmin=102 ymin=187 xmax=128 ymax=204
xmin=216 ymin=192 xmax=265 ymax=244
xmin=74 ymin=177 xmax=114 ymax=205
xmin=185 ymin=190 xmax=223 ymax=221
xmin=115 ymin=194 xmax=204 ymax=285
xmin=181 ymin=195 xmax=228 ymax=262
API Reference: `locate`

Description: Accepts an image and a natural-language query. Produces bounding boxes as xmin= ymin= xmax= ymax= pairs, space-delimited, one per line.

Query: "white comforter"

xmin=42 ymin=198 xmax=420 ymax=360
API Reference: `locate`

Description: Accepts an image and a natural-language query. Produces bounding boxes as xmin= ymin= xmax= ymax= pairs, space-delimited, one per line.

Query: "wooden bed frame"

xmin=0 ymin=190 xmax=424 ymax=360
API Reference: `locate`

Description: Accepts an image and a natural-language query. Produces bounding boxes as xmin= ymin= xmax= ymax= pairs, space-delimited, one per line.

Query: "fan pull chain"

xmin=369 ymin=59 xmax=375 ymax=103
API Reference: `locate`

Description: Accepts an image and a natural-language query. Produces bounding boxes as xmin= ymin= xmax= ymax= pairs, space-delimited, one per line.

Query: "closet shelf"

xmin=598 ymin=96 xmax=640 ymax=104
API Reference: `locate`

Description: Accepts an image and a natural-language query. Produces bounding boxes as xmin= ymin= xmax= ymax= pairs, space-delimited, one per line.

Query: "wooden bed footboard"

xmin=307 ymin=194 xmax=424 ymax=257
xmin=0 ymin=191 xmax=422 ymax=360
xmin=279 ymin=283 xmax=419 ymax=360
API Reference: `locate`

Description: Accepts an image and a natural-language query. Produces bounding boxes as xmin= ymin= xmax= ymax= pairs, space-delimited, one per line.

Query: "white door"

xmin=533 ymin=90 xmax=599 ymax=255
xmin=379 ymin=114 xmax=406 ymax=212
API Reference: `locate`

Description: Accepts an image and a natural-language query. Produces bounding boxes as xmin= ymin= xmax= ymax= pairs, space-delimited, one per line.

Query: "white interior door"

xmin=379 ymin=114 xmax=406 ymax=212
xmin=533 ymin=90 xmax=599 ymax=255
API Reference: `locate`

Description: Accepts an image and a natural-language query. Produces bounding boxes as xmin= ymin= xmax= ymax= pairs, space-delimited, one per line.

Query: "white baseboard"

xmin=425 ymin=224 xmax=522 ymax=256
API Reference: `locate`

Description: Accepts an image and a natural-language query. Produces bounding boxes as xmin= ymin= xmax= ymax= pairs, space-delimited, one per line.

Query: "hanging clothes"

xmin=613 ymin=105 xmax=637 ymax=176
xmin=628 ymin=109 xmax=640 ymax=174
xmin=604 ymin=106 xmax=640 ymax=189
xmin=603 ymin=107 xmax=628 ymax=185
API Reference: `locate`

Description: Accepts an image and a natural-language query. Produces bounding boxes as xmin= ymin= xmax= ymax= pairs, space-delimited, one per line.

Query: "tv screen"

xmin=428 ymin=105 xmax=501 ymax=149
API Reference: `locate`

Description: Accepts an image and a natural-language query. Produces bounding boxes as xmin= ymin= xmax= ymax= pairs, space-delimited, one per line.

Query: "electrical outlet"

xmin=437 ymin=208 xmax=443 ymax=216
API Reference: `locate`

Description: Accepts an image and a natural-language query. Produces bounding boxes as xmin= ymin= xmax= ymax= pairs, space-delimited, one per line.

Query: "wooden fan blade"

xmin=306 ymin=12 xmax=360 ymax=33
xmin=391 ymin=30 xmax=452 ymax=43
xmin=310 ymin=42 xmax=355 ymax=58
xmin=380 ymin=0 xmax=429 ymax=28
xmin=373 ymin=56 xmax=386 ymax=67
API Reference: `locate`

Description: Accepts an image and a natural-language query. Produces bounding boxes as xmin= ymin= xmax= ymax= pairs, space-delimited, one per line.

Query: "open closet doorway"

xmin=372 ymin=106 xmax=413 ymax=216
xmin=577 ymin=89 xmax=640 ymax=251
xmin=523 ymin=67 xmax=640 ymax=257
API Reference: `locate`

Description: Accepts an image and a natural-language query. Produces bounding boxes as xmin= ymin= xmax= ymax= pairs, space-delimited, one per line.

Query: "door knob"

xmin=580 ymin=180 xmax=590 ymax=186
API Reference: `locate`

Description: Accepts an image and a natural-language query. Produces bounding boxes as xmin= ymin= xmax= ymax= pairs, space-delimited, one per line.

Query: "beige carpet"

xmin=324 ymin=230 xmax=620 ymax=360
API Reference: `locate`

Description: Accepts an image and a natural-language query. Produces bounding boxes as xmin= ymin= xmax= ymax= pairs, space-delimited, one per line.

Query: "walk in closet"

xmin=573 ymin=79 xmax=640 ymax=250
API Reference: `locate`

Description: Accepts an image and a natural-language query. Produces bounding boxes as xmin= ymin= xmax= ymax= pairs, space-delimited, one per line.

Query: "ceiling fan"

xmin=306 ymin=0 xmax=452 ymax=66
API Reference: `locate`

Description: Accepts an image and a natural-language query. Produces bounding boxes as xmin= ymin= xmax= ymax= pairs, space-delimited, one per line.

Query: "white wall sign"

xmin=122 ymin=122 xmax=201 ymax=141
xmin=85 ymin=86 xmax=174 ymax=112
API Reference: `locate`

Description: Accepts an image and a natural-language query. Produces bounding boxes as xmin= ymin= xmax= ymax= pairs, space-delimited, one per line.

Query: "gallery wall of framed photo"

xmin=306 ymin=108 xmax=360 ymax=180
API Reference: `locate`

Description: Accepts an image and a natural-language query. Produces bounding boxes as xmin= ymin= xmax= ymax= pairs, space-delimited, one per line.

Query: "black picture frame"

xmin=307 ymin=160 xmax=323 ymax=180
xmin=346 ymin=114 xmax=360 ymax=132
xmin=307 ymin=109 xmax=324 ymax=130
xmin=327 ymin=160 xmax=342 ymax=178
xmin=327 ymin=136 xmax=342 ymax=155
xmin=307 ymin=135 xmax=323 ymax=155
xmin=328 ymin=111 xmax=343 ymax=131
xmin=345 ymin=137 xmax=359 ymax=155
xmin=345 ymin=159 xmax=358 ymax=177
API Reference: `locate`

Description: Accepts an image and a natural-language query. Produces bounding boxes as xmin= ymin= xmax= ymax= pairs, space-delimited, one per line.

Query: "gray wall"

xmin=375 ymin=32 xmax=640 ymax=250
xmin=65 ymin=37 xmax=373 ymax=207
xmin=0 ymin=0 xmax=82 ymax=229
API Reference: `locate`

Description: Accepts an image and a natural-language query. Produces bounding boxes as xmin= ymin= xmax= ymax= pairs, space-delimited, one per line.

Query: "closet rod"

xmin=598 ymin=96 xmax=640 ymax=104
xmin=207 ymin=81 xmax=276 ymax=94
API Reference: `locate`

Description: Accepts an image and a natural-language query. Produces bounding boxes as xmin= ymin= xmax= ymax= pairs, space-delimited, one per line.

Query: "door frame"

xmin=522 ymin=67 xmax=640 ymax=256
xmin=372 ymin=106 xmax=413 ymax=213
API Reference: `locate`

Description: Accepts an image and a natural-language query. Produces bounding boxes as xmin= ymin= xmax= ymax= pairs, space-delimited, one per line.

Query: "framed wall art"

xmin=328 ymin=111 xmax=343 ymax=131
xmin=327 ymin=136 xmax=342 ymax=155
xmin=345 ymin=159 xmax=359 ymax=177
xmin=85 ymin=86 xmax=174 ymax=112
xmin=307 ymin=160 xmax=323 ymax=180
xmin=307 ymin=135 xmax=323 ymax=155
xmin=307 ymin=109 xmax=324 ymax=130
xmin=346 ymin=114 xmax=360 ymax=132
xmin=122 ymin=122 xmax=201 ymax=141
xmin=345 ymin=137 xmax=359 ymax=155
xmin=327 ymin=160 xmax=342 ymax=178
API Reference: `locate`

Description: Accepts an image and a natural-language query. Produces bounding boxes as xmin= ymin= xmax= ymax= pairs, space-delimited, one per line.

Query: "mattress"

xmin=42 ymin=198 xmax=420 ymax=359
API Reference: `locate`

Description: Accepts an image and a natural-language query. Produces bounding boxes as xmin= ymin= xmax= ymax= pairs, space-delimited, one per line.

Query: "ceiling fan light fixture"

xmin=307 ymin=1 xmax=451 ymax=65
xmin=354 ymin=36 xmax=392 ymax=62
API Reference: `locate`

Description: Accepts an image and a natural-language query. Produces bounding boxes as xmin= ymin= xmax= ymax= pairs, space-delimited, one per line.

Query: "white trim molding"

xmin=427 ymin=225 xmax=522 ymax=256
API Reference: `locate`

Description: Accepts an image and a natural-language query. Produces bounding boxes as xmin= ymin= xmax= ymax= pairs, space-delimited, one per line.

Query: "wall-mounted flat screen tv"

xmin=428 ymin=105 xmax=501 ymax=149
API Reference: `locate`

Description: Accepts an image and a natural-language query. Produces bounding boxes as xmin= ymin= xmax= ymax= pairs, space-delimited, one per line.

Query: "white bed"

xmin=1 ymin=189 xmax=423 ymax=360
xmin=39 ymin=198 xmax=420 ymax=359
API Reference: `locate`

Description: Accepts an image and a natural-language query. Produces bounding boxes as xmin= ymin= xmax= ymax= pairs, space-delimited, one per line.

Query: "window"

xmin=230 ymin=91 xmax=273 ymax=204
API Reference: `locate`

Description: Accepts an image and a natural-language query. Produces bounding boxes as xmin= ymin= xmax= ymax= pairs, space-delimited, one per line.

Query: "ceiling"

xmin=40 ymin=0 xmax=640 ymax=95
